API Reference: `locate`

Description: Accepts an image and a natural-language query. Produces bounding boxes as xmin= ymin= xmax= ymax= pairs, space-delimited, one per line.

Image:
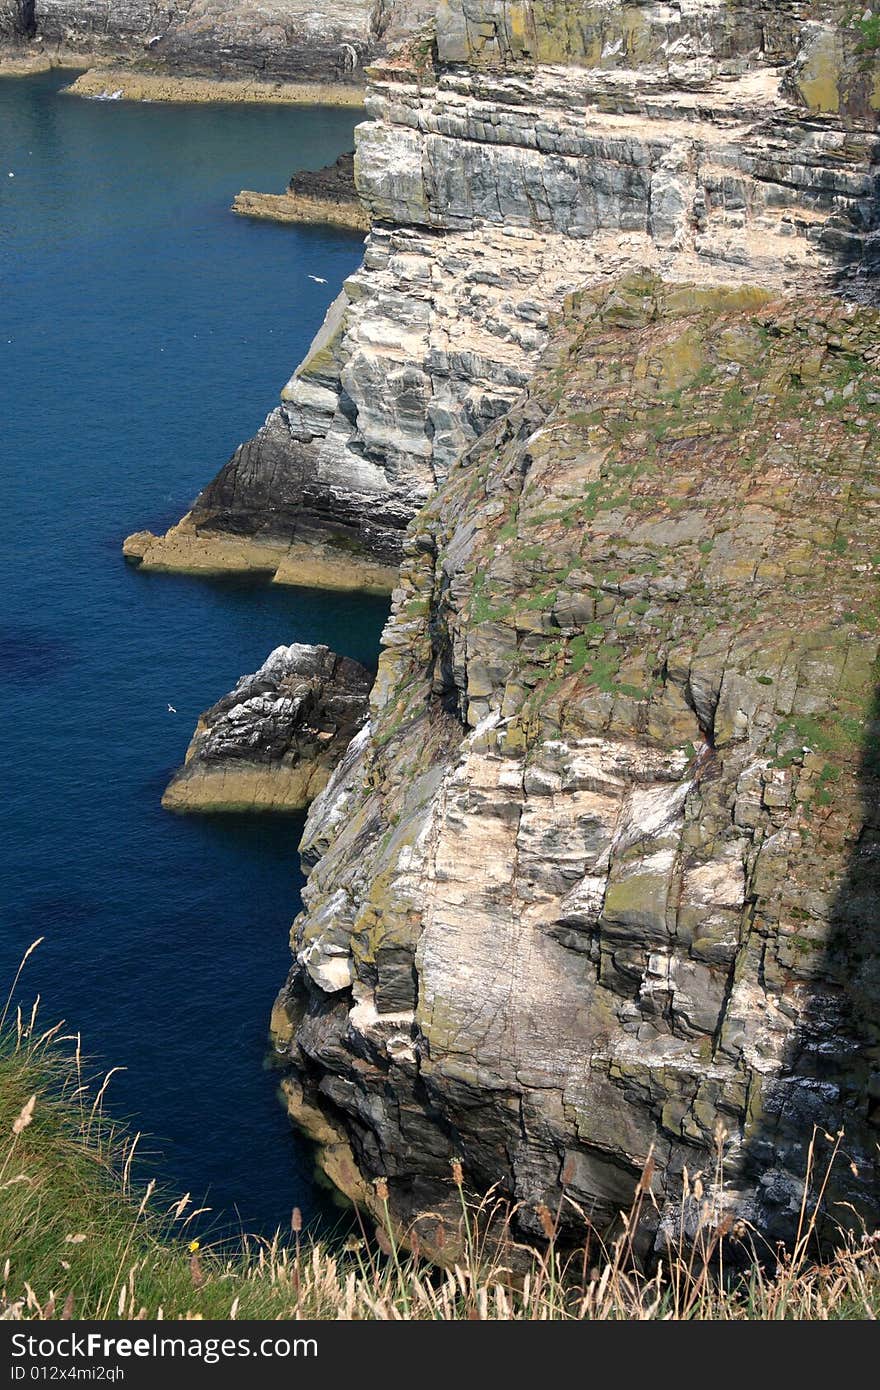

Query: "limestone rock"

xmin=163 ymin=642 xmax=373 ymax=812
xmin=272 ymin=276 xmax=880 ymax=1252
xmin=133 ymin=0 xmax=880 ymax=588
xmin=233 ymin=152 xmax=370 ymax=231
xmin=11 ymin=2 xmax=376 ymax=84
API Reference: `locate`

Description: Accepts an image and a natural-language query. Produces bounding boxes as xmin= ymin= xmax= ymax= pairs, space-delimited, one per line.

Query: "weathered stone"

xmin=163 ymin=642 xmax=373 ymax=812
xmin=233 ymin=152 xmax=370 ymax=231
xmin=273 ymin=277 xmax=880 ymax=1252
xmin=0 ymin=2 xmax=35 ymax=40
xmin=126 ymin=0 xmax=880 ymax=588
xmin=5 ymin=1 xmax=376 ymax=84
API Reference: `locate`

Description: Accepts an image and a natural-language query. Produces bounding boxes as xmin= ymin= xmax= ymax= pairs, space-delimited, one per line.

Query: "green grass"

xmin=2 ymin=983 xmax=879 ymax=1320
xmin=855 ymin=14 xmax=880 ymax=51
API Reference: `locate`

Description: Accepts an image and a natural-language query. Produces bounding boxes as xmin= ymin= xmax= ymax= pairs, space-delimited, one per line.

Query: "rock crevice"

xmin=273 ymin=274 xmax=880 ymax=1250
xmin=128 ymin=0 xmax=880 ymax=588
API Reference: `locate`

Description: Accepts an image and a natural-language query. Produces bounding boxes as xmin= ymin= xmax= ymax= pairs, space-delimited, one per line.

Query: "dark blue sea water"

xmin=0 ymin=72 xmax=386 ymax=1237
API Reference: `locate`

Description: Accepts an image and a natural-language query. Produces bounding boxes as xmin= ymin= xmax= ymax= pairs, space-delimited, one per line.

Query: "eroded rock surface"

xmin=233 ymin=152 xmax=371 ymax=231
xmin=131 ymin=0 xmax=880 ymax=588
xmin=272 ymin=275 xmax=880 ymax=1253
xmin=3 ymin=1 xmax=375 ymax=83
xmin=0 ymin=2 xmax=35 ymax=40
xmin=163 ymin=642 xmax=373 ymax=812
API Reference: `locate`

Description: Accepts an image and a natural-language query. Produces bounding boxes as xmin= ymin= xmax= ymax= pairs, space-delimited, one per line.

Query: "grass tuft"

xmin=1 ymin=949 xmax=878 ymax=1320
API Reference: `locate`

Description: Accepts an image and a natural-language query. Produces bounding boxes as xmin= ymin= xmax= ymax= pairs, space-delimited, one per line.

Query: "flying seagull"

xmin=308 ymin=274 xmax=327 ymax=284
xmin=167 ymin=703 xmax=177 ymax=714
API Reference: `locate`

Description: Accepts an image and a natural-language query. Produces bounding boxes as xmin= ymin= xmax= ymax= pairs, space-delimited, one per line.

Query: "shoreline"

xmin=232 ymin=187 xmax=369 ymax=232
xmin=0 ymin=49 xmax=90 ymax=76
xmin=124 ymin=523 xmax=397 ymax=595
xmin=0 ymin=49 xmax=366 ymax=106
xmin=162 ymin=763 xmax=330 ymax=814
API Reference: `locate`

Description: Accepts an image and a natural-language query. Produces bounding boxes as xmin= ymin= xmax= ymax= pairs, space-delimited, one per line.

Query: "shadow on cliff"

xmin=828 ymin=138 xmax=880 ymax=306
xmin=740 ymin=685 xmax=880 ymax=1248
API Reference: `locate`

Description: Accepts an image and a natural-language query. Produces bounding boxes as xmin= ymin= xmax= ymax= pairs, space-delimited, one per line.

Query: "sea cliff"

xmin=128 ymin=0 xmax=879 ymax=590
xmin=273 ymin=272 xmax=880 ymax=1252
xmin=0 ymin=0 xmax=381 ymax=95
xmin=120 ymin=1 xmax=880 ymax=1251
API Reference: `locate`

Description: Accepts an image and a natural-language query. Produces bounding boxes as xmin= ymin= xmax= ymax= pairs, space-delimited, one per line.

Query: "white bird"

xmin=167 ymin=704 xmax=177 ymax=714
xmin=308 ymin=274 xmax=327 ymax=284
xmin=8 ymin=172 xmax=14 ymax=179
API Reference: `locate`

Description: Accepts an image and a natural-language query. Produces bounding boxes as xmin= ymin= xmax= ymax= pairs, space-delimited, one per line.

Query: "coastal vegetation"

xmin=3 ymin=1 xmax=880 ymax=1318
xmin=1 ymin=979 xmax=877 ymax=1321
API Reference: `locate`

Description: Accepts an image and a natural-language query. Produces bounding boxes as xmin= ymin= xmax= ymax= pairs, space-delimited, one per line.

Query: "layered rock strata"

xmin=128 ymin=1 xmax=880 ymax=590
xmin=233 ymin=152 xmax=370 ymax=231
xmin=0 ymin=3 xmax=35 ymax=40
xmin=163 ymin=642 xmax=373 ymax=813
xmin=271 ymin=275 xmax=880 ymax=1252
xmin=2 ymin=1 xmax=375 ymax=86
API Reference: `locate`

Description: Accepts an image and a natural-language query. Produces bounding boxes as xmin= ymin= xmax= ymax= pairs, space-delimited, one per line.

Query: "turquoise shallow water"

xmin=0 ymin=72 xmax=386 ymax=1236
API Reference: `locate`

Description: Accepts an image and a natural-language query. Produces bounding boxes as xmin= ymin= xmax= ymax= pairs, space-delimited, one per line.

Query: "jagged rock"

xmin=287 ymin=151 xmax=359 ymax=206
xmin=272 ymin=276 xmax=880 ymax=1254
xmin=233 ymin=152 xmax=370 ymax=231
xmin=0 ymin=2 xmax=36 ymax=40
xmin=129 ymin=0 xmax=880 ymax=589
xmin=4 ymin=2 xmax=376 ymax=84
xmin=163 ymin=643 xmax=373 ymax=813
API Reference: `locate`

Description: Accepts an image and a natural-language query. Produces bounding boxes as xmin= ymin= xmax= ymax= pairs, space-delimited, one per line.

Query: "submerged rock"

xmin=272 ymin=276 xmax=880 ymax=1255
xmin=163 ymin=643 xmax=373 ymax=813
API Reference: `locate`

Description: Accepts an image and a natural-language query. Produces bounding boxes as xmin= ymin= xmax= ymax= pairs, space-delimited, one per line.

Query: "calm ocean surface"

xmin=0 ymin=71 xmax=386 ymax=1236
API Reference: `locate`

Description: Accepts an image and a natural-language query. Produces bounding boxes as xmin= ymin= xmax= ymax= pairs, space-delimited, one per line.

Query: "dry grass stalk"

xmin=0 ymin=945 xmax=877 ymax=1321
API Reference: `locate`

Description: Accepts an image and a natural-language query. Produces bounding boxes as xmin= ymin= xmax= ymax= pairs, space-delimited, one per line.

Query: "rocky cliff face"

xmin=163 ymin=643 xmax=373 ymax=813
xmin=232 ymin=152 xmax=371 ymax=231
xmin=272 ymin=273 xmax=880 ymax=1252
xmin=112 ymin=0 xmax=880 ymax=1252
xmin=130 ymin=0 xmax=880 ymax=591
xmin=0 ymin=2 xmax=34 ymax=40
xmin=3 ymin=1 xmax=375 ymax=82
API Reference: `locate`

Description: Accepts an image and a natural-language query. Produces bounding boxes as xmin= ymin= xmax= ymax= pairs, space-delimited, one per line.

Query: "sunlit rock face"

xmin=273 ymin=274 xmax=880 ymax=1253
xmin=15 ymin=2 xmax=375 ymax=82
xmin=134 ymin=0 xmax=880 ymax=589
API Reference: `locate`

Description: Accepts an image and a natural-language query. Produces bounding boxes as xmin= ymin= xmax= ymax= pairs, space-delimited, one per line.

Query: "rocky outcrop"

xmin=128 ymin=0 xmax=880 ymax=590
xmin=271 ymin=275 xmax=880 ymax=1253
xmin=233 ymin=152 xmax=370 ymax=231
xmin=163 ymin=642 xmax=373 ymax=813
xmin=0 ymin=2 xmax=35 ymax=40
xmin=3 ymin=1 xmax=375 ymax=85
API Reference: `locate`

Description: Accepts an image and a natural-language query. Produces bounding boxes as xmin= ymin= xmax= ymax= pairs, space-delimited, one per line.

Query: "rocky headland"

xmin=233 ymin=152 xmax=370 ymax=231
xmin=124 ymin=1 xmax=880 ymax=1254
xmin=163 ymin=642 xmax=373 ymax=813
xmin=0 ymin=0 xmax=381 ymax=98
xmin=128 ymin=1 xmax=880 ymax=594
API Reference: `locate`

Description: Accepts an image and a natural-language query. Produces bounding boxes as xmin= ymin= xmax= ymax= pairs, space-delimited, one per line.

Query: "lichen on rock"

xmin=128 ymin=0 xmax=880 ymax=591
xmin=163 ymin=643 xmax=373 ymax=813
xmin=272 ymin=273 xmax=880 ymax=1251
